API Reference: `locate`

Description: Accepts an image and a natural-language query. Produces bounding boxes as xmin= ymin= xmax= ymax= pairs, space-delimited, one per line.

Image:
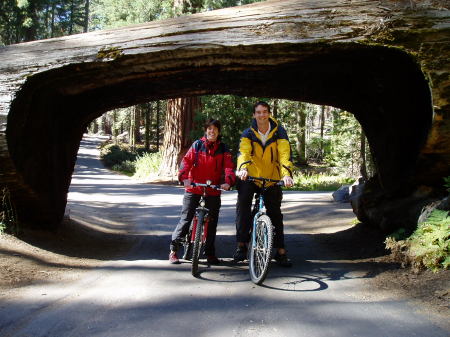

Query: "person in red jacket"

xmin=169 ymin=119 xmax=235 ymax=265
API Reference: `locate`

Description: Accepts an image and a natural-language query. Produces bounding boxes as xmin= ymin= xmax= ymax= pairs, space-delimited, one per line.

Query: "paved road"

xmin=0 ymin=135 xmax=447 ymax=337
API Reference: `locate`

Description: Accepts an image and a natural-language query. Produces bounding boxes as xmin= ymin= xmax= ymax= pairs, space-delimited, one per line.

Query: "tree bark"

xmin=144 ymin=103 xmax=152 ymax=151
xmin=360 ymin=127 xmax=368 ymax=180
xmin=296 ymin=102 xmax=307 ymax=165
xmin=156 ymin=101 xmax=161 ymax=151
xmin=273 ymin=99 xmax=279 ymax=119
xmin=319 ymin=105 xmax=325 ymax=160
xmin=159 ymin=97 xmax=200 ymax=178
xmin=84 ymin=0 xmax=90 ymax=33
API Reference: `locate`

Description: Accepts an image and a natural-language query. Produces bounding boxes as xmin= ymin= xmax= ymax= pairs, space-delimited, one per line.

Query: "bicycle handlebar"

xmin=246 ymin=176 xmax=285 ymax=187
xmin=191 ymin=182 xmax=224 ymax=190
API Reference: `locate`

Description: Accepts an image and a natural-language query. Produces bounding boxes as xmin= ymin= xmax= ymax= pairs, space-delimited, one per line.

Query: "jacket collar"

xmin=201 ymin=136 xmax=220 ymax=148
xmin=251 ymin=117 xmax=278 ymax=140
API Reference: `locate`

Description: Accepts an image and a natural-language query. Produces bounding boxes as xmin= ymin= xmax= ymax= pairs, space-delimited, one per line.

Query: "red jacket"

xmin=178 ymin=137 xmax=236 ymax=196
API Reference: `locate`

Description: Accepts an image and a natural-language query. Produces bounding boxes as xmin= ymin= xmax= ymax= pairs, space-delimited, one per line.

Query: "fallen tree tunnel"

xmin=6 ymin=43 xmax=433 ymax=226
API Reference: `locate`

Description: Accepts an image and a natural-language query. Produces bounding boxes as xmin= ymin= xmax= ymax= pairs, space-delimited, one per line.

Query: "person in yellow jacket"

xmin=234 ymin=101 xmax=294 ymax=267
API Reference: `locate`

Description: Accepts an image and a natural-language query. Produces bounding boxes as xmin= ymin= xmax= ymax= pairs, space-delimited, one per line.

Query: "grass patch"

xmin=133 ymin=152 xmax=163 ymax=181
xmin=289 ymin=173 xmax=354 ymax=191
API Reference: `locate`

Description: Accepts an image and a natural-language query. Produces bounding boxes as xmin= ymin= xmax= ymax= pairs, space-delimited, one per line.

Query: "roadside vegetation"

xmin=385 ymin=177 xmax=450 ymax=272
xmin=0 ymin=186 xmax=18 ymax=235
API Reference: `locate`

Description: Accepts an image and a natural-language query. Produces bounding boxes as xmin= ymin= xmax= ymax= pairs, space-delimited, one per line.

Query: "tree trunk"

xmin=112 ymin=109 xmax=118 ymax=144
xmin=24 ymin=1 xmax=39 ymax=42
xmin=296 ymin=102 xmax=307 ymax=165
xmin=156 ymin=101 xmax=161 ymax=151
xmin=84 ymin=0 xmax=90 ymax=33
xmin=50 ymin=3 xmax=56 ymax=38
xmin=144 ymin=103 xmax=152 ymax=151
xmin=134 ymin=105 xmax=141 ymax=144
xmin=129 ymin=106 xmax=136 ymax=149
xmin=360 ymin=126 xmax=368 ymax=180
xmin=69 ymin=1 xmax=75 ymax=35
xmin=273 ymin=99 xmax=279 ymax=119
xmin=158 ymin=97 xmax=200 ymax=179
xmin=0 ymin=0 xmax=447 ymax=232
xmin=319 ymin=105 xmax=325 ymax=160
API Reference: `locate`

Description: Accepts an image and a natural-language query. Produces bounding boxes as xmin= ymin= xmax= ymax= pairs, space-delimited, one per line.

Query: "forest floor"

xmin=1 ymin=213 xmax=448 ymax=330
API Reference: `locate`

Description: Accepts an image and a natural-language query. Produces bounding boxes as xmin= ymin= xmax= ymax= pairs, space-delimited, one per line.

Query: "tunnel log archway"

xmin=0 ymin=0 xmax=449 ymax=231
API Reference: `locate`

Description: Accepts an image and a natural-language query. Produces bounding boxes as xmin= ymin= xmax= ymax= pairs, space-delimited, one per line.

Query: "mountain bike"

xmin=181 ymin=180 xmax=222 ymax=277
xmin=246 ymin=176 xmax=284 ymax=285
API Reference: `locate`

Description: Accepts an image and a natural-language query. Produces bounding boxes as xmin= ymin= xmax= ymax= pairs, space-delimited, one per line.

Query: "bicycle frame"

xmin=251 ymin=183 xmax=267 ymax=248
xmin=186 ymin=180 xmax=222 ymax=277
xmin=190 ymin=191 xmax=210 ymax=244
xmin=246 ymin=175 xmax=284 ymax=285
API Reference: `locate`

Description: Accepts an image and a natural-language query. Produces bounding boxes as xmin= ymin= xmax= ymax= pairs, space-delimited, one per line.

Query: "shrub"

xmin=112 ymin=160 xmax=136 ymax=175
xmin=133 ymin=152 xmax=163 ymax=181
xmin=100 ymin=143 xmax=137 ymax=168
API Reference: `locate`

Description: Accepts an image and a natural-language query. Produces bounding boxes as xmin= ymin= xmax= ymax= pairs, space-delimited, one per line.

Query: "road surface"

xmin=0 ymin=135 xmax=447 ymax=337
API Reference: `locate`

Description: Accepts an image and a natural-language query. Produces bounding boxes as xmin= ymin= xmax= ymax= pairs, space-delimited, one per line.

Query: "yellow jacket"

xmin=237 ymin=117 xmax=293 ymax=186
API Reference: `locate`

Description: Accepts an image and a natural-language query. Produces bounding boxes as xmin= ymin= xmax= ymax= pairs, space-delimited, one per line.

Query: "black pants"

xmin=235 ymin=179 xmax=285 ymax=248
xmin=170 ymin=192 xmax=221 ymax=256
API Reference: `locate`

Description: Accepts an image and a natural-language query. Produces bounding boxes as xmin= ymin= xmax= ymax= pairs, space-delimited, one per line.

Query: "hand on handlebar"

xmin=236 ymin=169 xmax=248 ymax=180
xmin=283 ymin=176 xmax=294 ymax=187
xmin=220 ymin=183 xmax=231 ymax=191
xmin=183 ymin=179 xmax=193 ymax=188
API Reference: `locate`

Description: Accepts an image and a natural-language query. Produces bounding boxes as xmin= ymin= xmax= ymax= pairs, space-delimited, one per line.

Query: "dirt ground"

xmin=0 ymin=212 xmax=448 ymax=329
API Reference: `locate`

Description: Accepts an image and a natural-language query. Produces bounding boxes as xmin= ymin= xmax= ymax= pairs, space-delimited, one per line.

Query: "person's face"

xmin=206 ymin=125 xmax=219 ymax=142
xmin=253 ymin=105 xmax=270 ymax=124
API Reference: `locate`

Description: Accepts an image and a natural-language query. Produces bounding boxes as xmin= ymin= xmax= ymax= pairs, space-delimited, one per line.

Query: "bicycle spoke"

xmin=249 ymin=215 xmax=273 ymax=285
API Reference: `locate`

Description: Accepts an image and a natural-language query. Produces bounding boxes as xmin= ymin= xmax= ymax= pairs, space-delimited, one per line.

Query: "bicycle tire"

xmin=182 ymin=232 xmax=191 ymax=260
xmin=191 ymin=211 xmax=205 ymax=277
xmin=249 ymin=214 xmax=273 ymax=285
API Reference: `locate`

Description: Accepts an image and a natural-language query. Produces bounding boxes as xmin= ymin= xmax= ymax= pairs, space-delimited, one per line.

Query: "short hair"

xmin=204 ymin=118 xmax=221 ymax=133
xmin=253 ymin=101 xmax=271 ymax=113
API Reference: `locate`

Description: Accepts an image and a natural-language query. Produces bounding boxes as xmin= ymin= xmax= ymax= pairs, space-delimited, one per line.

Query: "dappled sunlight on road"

xmin=0 ymin=135 xmax=434 ymax=336
xmin=1 ymin=255 xmax=445 ymax=337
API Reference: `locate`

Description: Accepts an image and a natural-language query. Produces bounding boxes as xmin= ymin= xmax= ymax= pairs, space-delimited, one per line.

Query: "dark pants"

xmin=170 ymin=192 xmax=221 ymax=256
xmin=235 ymin=179 xmax=285 ymax=248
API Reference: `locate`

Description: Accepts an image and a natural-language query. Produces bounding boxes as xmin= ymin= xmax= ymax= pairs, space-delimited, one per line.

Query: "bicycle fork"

xmin=251 ymin=195 xmax=266 ymax=248
xmin=191 ymin=209 xmax=210 ymax=243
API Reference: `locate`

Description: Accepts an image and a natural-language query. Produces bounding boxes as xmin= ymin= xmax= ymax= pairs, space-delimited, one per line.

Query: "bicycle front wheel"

xmin=249 ymin=214 xmax=273 ymax=285
xmin=191 ymin=211 xmax=205 ymax=277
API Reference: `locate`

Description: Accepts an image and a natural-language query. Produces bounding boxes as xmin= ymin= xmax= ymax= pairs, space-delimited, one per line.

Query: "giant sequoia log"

xmin=0 ymin=0 xmax=449 ymax=230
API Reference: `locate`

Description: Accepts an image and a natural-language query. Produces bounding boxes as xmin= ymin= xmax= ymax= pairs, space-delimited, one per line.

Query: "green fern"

xmin=444 ymin=176 xmax=450 ymax=193
xmin=409 ymin=209 xmax=450 ymax=271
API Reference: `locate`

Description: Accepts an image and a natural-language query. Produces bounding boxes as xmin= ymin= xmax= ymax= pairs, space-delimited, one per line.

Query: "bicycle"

xmin=181 ymin=180 xmax=223 ymax=277
xmin=245 ymin=176 xmax=284 ymax=285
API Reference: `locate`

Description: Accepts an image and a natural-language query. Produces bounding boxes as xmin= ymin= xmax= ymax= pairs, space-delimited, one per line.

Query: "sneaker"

xmin=274 ymin=252 xmax=292 ymax=268
xmin=169 ymin=251 xmax=181 ymax=264
xmin=233 ymin=246 xmax=247 ymax=262
xmin=207 ymin=255 xmax=221 ymax=265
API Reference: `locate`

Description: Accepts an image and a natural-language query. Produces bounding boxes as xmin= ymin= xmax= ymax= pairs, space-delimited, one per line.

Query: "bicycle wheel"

xmin=191 ymin=211 xmax=205 ymax=277
xmin=182 ymin=232 xmax=191 ymax=260
xmin=249 ymin=214 xmax=273 ymax=285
